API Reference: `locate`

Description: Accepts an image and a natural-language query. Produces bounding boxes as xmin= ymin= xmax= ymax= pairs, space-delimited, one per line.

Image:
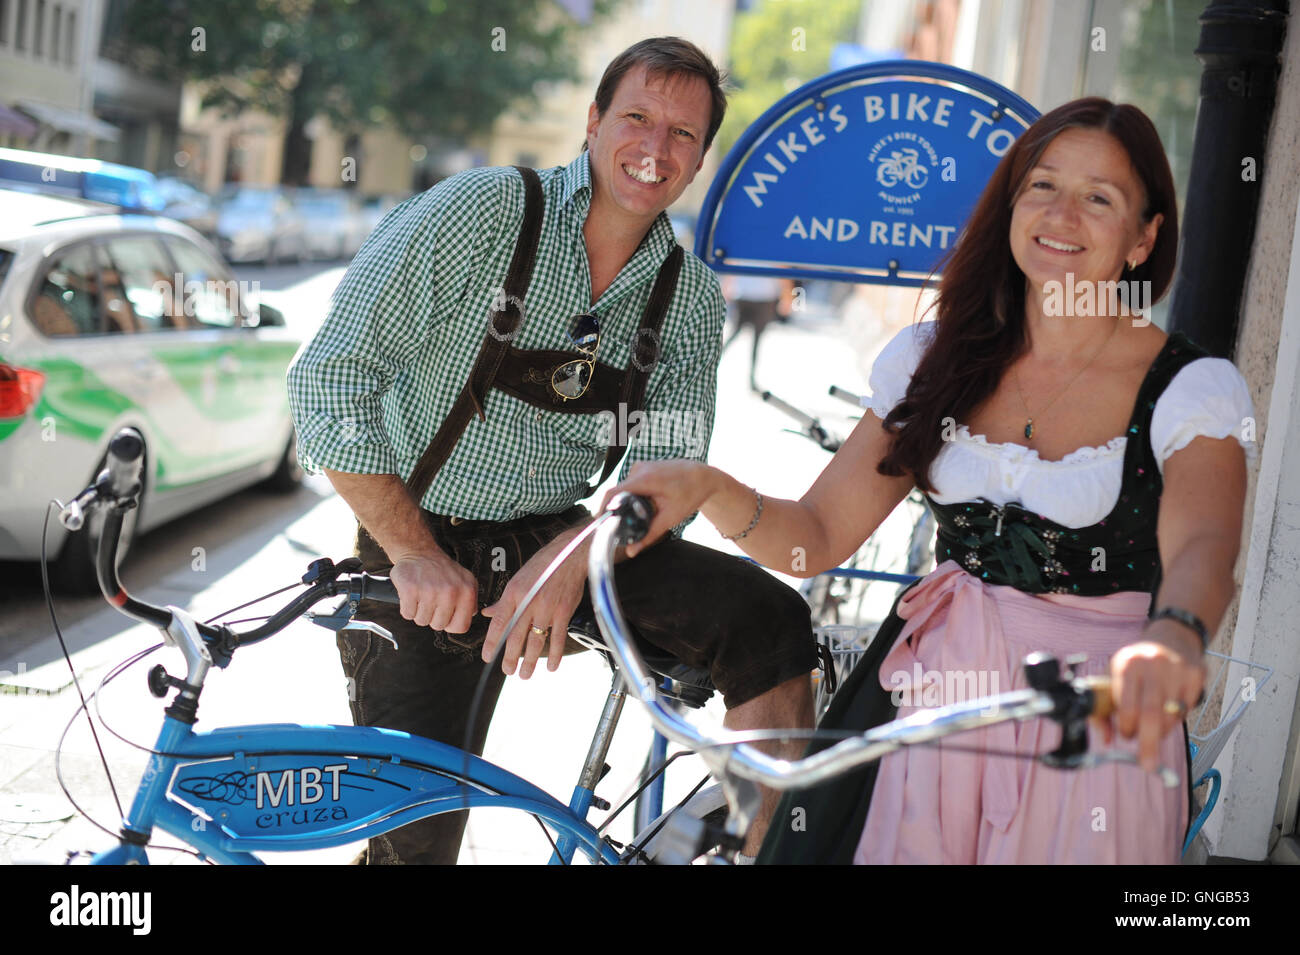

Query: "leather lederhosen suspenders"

xmin=405 ymin=165 xmax=685 ymax=505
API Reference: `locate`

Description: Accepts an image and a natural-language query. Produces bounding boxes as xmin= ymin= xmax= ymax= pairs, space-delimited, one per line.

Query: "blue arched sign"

xmin=695 ymin=61 xmax=1040 ymax=287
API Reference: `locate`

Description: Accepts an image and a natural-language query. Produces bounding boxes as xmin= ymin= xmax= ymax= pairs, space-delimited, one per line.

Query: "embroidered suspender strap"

xmin=405 ymin=165 xmax=544 ymax=501
xmin=584 ymin=243 xmax=685 ymax=495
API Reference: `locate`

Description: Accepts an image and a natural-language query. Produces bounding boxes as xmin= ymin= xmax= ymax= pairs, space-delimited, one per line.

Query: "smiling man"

xmin=287 ymin=36 xmax=818 ymax=864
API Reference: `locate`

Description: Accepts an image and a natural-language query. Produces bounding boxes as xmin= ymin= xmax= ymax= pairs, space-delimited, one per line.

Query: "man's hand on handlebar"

xmin=387 ymin=549 xmax=478 ymax=634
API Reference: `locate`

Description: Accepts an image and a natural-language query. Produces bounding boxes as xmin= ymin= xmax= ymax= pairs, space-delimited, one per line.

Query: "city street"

xmin=0 ymin=258 xmax=907 ymax=865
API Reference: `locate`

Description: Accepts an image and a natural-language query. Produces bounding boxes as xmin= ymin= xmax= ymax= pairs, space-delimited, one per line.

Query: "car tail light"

xmin=0 ymin=362 xmax=45 ymax=418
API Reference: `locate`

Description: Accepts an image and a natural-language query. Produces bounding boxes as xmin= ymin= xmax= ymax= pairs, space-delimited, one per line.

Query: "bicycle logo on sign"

xmin=876 ymin=148 xmax=929 ymax=190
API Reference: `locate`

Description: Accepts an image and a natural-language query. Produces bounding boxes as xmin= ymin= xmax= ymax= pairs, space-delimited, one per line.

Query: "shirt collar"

xmin=561 ymin=150 xmax=592 ymax=211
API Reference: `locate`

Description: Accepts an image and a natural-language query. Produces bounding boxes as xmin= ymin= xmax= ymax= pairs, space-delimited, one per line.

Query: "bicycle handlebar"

xmin=74 ymin=430 xmax=1132 ymax=804
xmin=828 ymin=384 xmax=862 ymax=407
xmin=79 ymin=428 xmax=401 ymax=654
xmin=592 ymin=493 xmax=1119 ymax=792
xmin=760 ymin=391 xmax=841 ymax=452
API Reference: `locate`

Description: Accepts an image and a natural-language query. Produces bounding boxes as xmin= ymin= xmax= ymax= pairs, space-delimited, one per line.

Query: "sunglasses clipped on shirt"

xmin=551 ymin=312 xmax=600 ymax=401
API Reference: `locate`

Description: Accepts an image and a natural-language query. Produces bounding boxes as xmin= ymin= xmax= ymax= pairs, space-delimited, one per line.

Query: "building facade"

xmin=855 ymin=0 xmax=1299 ymax=864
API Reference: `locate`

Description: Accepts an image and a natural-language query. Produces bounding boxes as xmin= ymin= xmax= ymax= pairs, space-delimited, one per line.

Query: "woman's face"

xmin=1009 ymin=127 xmax=1163 ymax=301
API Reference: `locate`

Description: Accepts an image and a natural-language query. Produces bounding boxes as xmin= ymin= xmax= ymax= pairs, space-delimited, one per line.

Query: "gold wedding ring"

xmin=1163 ymin=700 xmax=1188 ymax=717
xmin=529 ymin=625 xmax=551 ymax=637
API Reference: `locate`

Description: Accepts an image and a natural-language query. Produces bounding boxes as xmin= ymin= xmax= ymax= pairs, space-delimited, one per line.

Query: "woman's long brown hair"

xmin=875 ymin=97 xmax=1179 ymax=493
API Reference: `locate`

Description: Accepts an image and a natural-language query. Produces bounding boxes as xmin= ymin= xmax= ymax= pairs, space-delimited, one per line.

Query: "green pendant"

xmin=1024 ymin=419 xmax=1034 ymax=439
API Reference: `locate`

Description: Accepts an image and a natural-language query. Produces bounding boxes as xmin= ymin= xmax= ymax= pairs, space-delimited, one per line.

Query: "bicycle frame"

xmin=92 ymin=708 xmax=620 ymax=865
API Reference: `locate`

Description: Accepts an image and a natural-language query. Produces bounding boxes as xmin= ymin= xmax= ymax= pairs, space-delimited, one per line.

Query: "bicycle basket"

xmin=1187 ymin=649 xmax=1274 ymax=785
xmin=812 ymin=624 xmax=880 ymax=720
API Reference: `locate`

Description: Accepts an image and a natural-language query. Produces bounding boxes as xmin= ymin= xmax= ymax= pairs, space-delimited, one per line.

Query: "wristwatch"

xmin=1147 ymin=606 xmax=1210 ymax=652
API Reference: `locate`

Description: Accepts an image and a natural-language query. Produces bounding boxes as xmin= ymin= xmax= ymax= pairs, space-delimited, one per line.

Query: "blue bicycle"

xmin=54 ymin=429 xmax=727 ymax=864
xmin=55 ymin=429 xmax=1176 ymax=865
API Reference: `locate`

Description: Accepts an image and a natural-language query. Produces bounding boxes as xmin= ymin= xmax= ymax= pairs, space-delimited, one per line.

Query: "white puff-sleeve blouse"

xmin=863 ymin=321 xmax=1259 ymax=529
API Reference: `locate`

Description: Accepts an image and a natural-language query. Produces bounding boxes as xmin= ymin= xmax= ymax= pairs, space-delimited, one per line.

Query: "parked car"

xmin=0 ymin=146 xmax=166 ymax=213
xmin=214 ymin=185 xmax=306 ymax=264
xmin=155 ymin=175 xmax=218 ymax=240
xmin=0 ymin=188 xmax=303 ymax=592
xmin=293 ymin=189 xmax=369 ymax=261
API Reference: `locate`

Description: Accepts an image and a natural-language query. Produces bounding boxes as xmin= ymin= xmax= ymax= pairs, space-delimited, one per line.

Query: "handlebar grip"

xmin=828 ymin=384 xmax=862 ymax=405
xmin=358 ymin=574 xmax=401 ymax=604
xmin=105 ymin=427 xmax=145 ymax=499
xmin=760 ymin=390 xmax=814 ymax=428
xmin=1081 ymin=676 xmax=1114 ymax=720
xmin=604 ymin=492 xmax=656 ymax=546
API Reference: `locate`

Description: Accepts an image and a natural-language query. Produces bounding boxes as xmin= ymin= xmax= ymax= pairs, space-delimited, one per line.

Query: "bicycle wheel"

xmin=802 ymin=532 xmax=885 ymax=628
xmin=626 ymin=783 xmax=729 ymax=864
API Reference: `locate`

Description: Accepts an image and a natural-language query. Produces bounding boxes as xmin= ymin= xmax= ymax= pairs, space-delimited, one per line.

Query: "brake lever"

xmin=1041 ymin=749 xmax=1180 ymax=788
xmin=305 ymin=597 xmax=398 ymax=649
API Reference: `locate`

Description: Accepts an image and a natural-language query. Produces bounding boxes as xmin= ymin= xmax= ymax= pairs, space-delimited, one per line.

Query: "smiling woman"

xmin=877 ymin=99 xmax=1180 ymax=483
xmin=608 ymin=98 xmax=1257 ymax=865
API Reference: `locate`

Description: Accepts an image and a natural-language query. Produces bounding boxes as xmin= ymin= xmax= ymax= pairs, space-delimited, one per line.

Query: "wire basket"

xmin=812 ymin=624 xmax=881 ymax=720
xmin=1187 ymin=649 xmax=1274 ymax=785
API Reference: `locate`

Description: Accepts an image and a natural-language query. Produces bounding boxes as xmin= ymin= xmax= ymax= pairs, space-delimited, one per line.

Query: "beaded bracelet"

xmin=1148 ymin=606 xmax=1210 ymax=652
xmin=721 ymin=487 xmax=763 ymax=541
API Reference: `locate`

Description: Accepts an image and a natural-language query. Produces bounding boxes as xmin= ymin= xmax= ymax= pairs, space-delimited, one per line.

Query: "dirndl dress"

xmin=758 ymin=331 xmax=1229 ymax=865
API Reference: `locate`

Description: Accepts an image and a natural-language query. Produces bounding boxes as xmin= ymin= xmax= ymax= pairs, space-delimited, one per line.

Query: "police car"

xmin=0 ymin=188 xmax=302 ymax=592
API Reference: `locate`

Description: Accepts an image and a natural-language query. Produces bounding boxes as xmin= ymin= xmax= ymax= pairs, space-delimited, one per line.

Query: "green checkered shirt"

xmin=286 ymin=152 xmax=725 ymax=526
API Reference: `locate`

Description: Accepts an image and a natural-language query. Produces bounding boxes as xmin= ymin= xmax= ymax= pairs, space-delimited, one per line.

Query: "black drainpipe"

xmin=1168 ymin=0 xmax=1289 ymax=358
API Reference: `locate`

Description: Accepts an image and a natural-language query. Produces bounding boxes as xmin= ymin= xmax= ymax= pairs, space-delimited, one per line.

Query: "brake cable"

xmin=41 ymin=501 xmax=125 ymax=820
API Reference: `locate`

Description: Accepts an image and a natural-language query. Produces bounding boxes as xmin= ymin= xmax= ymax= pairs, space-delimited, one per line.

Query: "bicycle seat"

xmin=567 ymin=608 xmax=716 ymax=709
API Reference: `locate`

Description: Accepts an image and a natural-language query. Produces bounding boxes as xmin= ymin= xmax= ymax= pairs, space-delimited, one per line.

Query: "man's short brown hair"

xmin=590 ymin=36 xmax=729 ymax=153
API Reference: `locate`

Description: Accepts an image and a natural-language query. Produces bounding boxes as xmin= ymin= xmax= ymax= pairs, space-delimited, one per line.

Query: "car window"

xmin=30 ymin=244 xmax=107 ymax=337
xmin=101 ymin=236 xmax=181 ymax=332
xmin=163 ymin=237 xmax=242 ymax=329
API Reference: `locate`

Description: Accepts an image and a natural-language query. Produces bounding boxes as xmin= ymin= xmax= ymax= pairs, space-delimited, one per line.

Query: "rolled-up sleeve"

xmin=623 ymin=268 xmax=725 ymax=537
xmin=286 ymin=180 xmax=483 ymax=476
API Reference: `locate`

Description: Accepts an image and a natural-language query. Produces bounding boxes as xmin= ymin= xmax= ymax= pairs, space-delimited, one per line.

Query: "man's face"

xmin=585 ymin=64 xmax=712 ymax=225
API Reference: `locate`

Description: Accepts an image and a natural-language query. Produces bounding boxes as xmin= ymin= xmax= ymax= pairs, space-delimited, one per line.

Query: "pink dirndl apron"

xmin=854 ymin=560 xmax=1189 ymax=865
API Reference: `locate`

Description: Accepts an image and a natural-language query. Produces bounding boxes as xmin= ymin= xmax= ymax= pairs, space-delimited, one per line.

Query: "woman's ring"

xmin=1163 ymin=699 xmax=1188 ymax=717
xmin=530 ymin=625 xmax=551 ymax=637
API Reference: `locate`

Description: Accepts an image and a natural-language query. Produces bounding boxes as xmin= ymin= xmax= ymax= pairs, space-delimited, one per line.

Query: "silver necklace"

xmin=1013 ymin=320 xmax=1120 ymax=440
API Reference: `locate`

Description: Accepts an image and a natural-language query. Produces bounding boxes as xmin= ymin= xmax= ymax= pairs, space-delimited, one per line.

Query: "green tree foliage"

xmin=717 ymin=0 xmax=862 ymax=160
xmin=110 ymin=0 xmax=618 ymax=183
